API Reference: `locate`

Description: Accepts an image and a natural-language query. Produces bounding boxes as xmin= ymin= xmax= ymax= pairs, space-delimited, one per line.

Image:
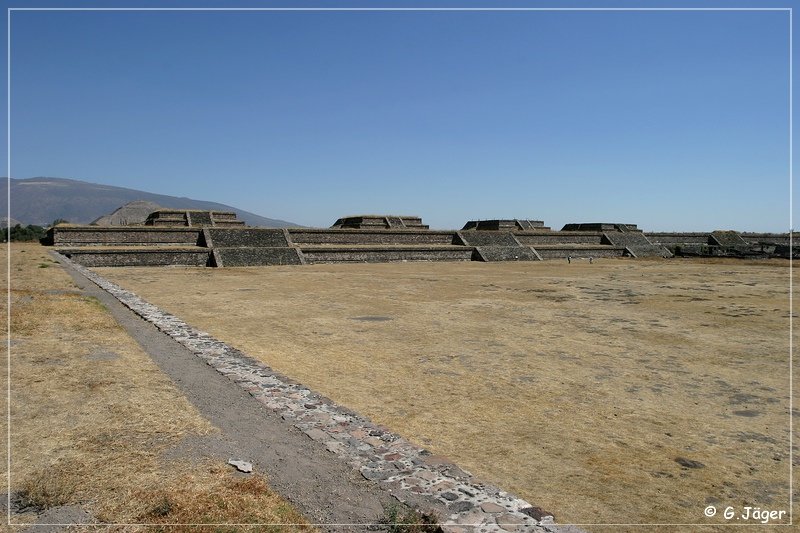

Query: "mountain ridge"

xmin=3 ymin=177 xmax=299 ymax=228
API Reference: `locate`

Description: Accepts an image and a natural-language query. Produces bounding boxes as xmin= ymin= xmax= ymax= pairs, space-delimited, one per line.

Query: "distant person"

xmin=567 ymin=255 xmax=572 ymax=264
xmin=589 ymin=256 xmax=594 ymax=264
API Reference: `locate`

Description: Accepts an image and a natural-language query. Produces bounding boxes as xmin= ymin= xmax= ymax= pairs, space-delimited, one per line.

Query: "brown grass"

xmin=17 ymin=460 xmax=80 ymax=510
xmin=132 ymin=463 xmax=312 ymax=531
xmin=380 ymin=503 xmax=441 ymax=533
xmin=97 ymin=257 xmax=795 ymax=527
xmin=3 ymin=243 xmax=312 ymax=529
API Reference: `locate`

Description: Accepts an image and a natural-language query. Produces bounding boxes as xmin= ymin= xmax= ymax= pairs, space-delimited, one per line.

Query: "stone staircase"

xmin=709 ymin=231 xmax=748 ymax=247
xmin=457 ymin=231 xmax=542 ymax=262
xmin=600 ymin=230 xmax=672 ymax=258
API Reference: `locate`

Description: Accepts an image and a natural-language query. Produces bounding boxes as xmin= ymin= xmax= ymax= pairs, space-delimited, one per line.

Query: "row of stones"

xmin=61 ymin=255 xmax=575 ymax=533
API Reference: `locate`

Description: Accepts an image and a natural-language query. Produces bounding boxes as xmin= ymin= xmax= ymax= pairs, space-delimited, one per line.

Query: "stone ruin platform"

xmin=44 ymin=213 xmax=792 ymax=267
xmin=462 ymin=219 xmax=550 ymax=231
xmin=331 ymin=215 xmax=429 ymax=230
xmin=145 ymin=209 xmax=245 ymax=227
xmin=647 ymin=230 xmax=794 ymax=257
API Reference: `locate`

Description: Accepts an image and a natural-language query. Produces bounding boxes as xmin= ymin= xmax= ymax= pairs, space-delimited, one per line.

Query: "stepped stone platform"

xmin=145 ymin=209 xmax=246 ymax=227
xmin=46 ymin=211 xmax=788 ymax=267
xmin=740 ymin=232 xmax=791 ymax=245
xmin=462 ymin=219 xmax=550 ymax=231
xmin=645 ymin=231 xmax=793 ymax=258
xmin=331 ymin=215 xmax=429 ymax=230
xmin=562 ymin=223 xmax=640 ymax=232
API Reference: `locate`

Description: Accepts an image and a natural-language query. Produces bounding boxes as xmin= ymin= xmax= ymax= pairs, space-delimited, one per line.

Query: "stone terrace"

xmin=46 ymin=213 xmax=791 ymax=267
xmin=145 ymin=209 xmax=245 ymax=227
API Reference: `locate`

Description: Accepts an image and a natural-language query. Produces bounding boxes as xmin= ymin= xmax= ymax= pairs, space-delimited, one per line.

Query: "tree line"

xmin=2 ymin=219 xmax=68 ymax=242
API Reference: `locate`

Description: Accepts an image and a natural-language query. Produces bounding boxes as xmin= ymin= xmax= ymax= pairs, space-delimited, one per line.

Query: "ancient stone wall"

xmin=514 ymin=232 xmax=606 ymax=245
xmin=214 ymin=247 xmax=304 ymax=267
xmin=461 ymin=219 xmax=548 ymax=231
xmin=457 ymin=231 xmax=520 ymax=247
xmin=187 ymin=211 xmax=213 ymax=226
xmin=645 ymin=233 xmax=712 ymax=245
xmin=740 ymin=233 xmax=791 ymax=245
xmin=647 ymin=232 xmax=791 ymax=257
xmin=561 ymin=222 xmax=637 ymax=231
xmin=47 ymin=227 xmax=202 ymax=246
xmin=59 ymin=248 xmax=211 ymax=267
xmin=145 ymin=210 xmax=245 ymax=227
xmin=602 ymin=232 xmax=671 ymax=258
xmin=330 ymin=215 xmax=429 ymax=230
xmin=288 ymin=229 xmax=458 ymax=246
xmin=300 ymin=246 xmax=474 ymax=264
xmin=474 ymin=246 xmax=542 ymax=261
xmin=534 ymin=246 xmax=628 ymax=259
xmin=206 ymin=228 xmax=290 ymax=248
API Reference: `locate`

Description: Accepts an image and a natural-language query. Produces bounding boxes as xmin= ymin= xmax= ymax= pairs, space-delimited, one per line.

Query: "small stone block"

xmin=452 ymin=508 xmax=488 ymax=525
xmin=227 ymin=459 xmax=253 ymax=473
xmin=480 ymin=502 xmax=506 ymax=513
xmin=325 ymin=441 xmax=346 ymax=454
xmin=440 ymin=526 xmax=469 ymax=533
xmin=448 ymin=500 xmax=474 ymax=513
xmin=431 ymin=480 xmax=456 ymax=493
xmin=519 ymin=506 xmax=554 ymax=521
xmin=364 ymin=436 xmax=384 ymax=447
xmin=360 ymin=468 xmax=390 ymax=481
xmin=496 ymin=513 xmax=526 ymax=531
xmin=415 ymin=469 xmax=439 ymax=481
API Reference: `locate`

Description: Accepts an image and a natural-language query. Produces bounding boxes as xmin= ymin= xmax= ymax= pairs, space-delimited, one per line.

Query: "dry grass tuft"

xmin=380 ymin=504 xmax=441 ymax=533
xmin=17 ymin=460 xmax=80 ymax=511
xmin=135 ymin=465 xmax=313 ymax=530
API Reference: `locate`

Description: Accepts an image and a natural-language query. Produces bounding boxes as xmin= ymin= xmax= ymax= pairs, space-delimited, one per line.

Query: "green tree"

xmin=2 ymin=224 xmax=46 ymax=242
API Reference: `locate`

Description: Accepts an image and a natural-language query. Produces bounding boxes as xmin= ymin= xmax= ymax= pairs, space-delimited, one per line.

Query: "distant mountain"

xmin=2 ymin=177 xmax=299 ymax=228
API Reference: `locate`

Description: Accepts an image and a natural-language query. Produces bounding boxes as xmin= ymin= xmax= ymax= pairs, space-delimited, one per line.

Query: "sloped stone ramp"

xmin=60 ymin=255 xmax=584 ymax=533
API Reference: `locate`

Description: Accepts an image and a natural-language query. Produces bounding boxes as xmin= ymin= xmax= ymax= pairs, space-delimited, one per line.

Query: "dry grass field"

xmin=4 ymin=243 xmax=312 ymax=530
xmin=98 ymin=256 xmax=795 ymax=527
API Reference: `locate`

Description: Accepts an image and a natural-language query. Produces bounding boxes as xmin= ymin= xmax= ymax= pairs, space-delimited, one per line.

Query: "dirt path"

xmin=55 ymin=252 xmax=399 ymax=531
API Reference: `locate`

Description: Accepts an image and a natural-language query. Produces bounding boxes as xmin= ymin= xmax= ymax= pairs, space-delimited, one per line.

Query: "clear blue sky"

xmin=3 ymin=1 xmax=794 ymax=231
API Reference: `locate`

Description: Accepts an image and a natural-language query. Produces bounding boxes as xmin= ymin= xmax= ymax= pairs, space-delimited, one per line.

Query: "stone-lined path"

xmin=59 ymin=254 xmax=582 ymax=533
